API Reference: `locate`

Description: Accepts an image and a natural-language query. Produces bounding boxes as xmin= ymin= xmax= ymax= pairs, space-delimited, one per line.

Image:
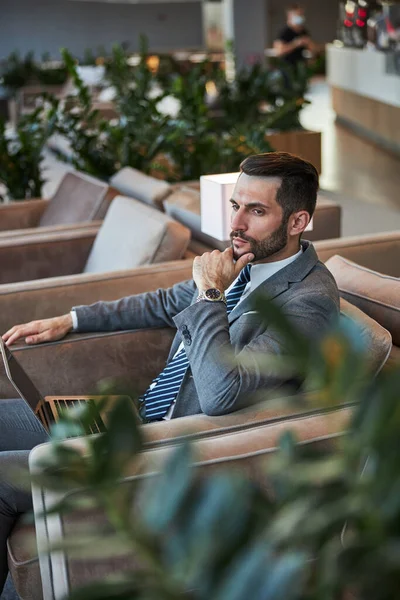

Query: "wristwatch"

xmin=197 ymin=288 xmax=227 ymax=304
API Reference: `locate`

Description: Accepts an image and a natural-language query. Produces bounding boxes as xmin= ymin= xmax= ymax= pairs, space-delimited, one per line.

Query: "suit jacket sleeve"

xmin=173 ymin=290 xmax=339 ymax=416
xmin=73 ymin=280 xmax=197 ymax=332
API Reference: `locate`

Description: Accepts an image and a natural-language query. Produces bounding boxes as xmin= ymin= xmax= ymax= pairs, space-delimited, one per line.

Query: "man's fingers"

xmin=5 ymin=330 xmax=30 ymax=346
xmin=3 ymin=322 xmax=41 ymax=346
xmin=235 ymin=252 xmax=254 ymax=274
xmin=2 ymin=324 xmax=24 ymax=342
xmin=2 ymin=328 xmax=15 ymax=342
xmin=25 ymin=330 xmax=53 ymax=345
xmin=3 ymin=332 xmax=18 ymax=346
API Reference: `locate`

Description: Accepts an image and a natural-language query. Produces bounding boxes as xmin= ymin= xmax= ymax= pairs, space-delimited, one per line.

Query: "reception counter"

xmin=327 ymin=44 xmax=400 ymax=154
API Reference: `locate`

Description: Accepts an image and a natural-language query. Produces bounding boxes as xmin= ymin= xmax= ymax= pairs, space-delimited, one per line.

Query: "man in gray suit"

xmin=0 ymin=152 xmax=339 ymax=593
xmin=3 ymin=152 xmax=339 ymax=420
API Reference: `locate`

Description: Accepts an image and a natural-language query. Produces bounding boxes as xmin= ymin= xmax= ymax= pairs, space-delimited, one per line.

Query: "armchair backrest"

xmin=109 ymin=167 xmax=172 ymax=210
xmin=83 ymin=195 xmax=191 ymax=274
xmin=339 ymin=298 xmax=392 ymax=374
xmin=39 ymin=171 xmax=115 ymax=227
xmin=327 ymin=255 xmax=400 ymax=348
xmin=315 ymin=231 xmax=400 ymax=278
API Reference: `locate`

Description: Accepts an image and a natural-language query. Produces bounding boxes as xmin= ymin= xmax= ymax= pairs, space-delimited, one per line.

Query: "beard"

xmin=230 ymin=218 xmax=289 ymax=262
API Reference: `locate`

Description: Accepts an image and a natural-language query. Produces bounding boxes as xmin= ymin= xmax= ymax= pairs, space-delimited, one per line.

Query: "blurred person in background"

xmin=274 ymin=3 xmax=317 ymax=66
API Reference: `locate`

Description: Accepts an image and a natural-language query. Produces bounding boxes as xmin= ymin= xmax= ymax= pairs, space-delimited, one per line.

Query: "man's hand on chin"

xmin=192 ymin=248 xmax=254 ymax=292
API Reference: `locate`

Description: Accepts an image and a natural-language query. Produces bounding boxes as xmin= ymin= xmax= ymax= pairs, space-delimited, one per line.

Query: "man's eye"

xmin=253 ymin=209 xmax=264 ymax=216
xmin=231 ymin=204 xmax=239 ymax=211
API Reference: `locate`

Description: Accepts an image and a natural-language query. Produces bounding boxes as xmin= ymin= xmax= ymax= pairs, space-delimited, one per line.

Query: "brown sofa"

xmin=0 ymin=196 xmax=191 ymax=285
xmin=4 ymin=282 xmax=391 ymax=598
xmin=0 ymin=231 xmax=397 ymax=402
xmin=5 ymin=292 xmax=391 ymax=599
xmin=3 ymin=232 xmax=399 ymax=599
xmin=0 ymin=230 xmax=398 ymax=351
xmin=0 ymin=171 xmax=116 ymax=236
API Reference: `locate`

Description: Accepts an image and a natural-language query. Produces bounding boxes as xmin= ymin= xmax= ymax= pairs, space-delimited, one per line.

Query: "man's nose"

xmin=231 ymin=208 xmax=247 ymax=231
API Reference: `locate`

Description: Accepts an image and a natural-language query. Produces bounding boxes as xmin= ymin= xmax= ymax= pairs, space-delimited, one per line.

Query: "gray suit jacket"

xmin=74 ymin=241 xmax=339 ymax=418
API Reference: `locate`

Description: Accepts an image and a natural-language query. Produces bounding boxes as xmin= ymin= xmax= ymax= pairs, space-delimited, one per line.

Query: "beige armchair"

xmin=0 ymin=171 xmax=116 ymax=236
xmin=0 ymin=196 xmax=190 ymax=285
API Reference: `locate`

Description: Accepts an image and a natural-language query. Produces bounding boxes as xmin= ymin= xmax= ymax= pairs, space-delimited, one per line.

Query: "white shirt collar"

xmin=227 ymin=246 xmax=303 ymax=300
xmin=248 ymin=246 xmax=303 ymax=294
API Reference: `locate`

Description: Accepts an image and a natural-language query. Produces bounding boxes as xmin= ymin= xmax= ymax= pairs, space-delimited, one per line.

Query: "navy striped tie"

xmin=142 ymin=264 xmax=252 ymax=421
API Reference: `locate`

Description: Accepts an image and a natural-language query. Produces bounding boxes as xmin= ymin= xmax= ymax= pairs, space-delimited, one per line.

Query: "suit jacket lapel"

xmin=228 ymin=241 xmax=319 ymax=324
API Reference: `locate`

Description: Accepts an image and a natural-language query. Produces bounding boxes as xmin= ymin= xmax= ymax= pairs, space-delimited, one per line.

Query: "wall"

xmin=0 ymin=0 xmax=204 ymax=60
xmin=233 ymin=0 xmax=267 ymax=69
xmin=267 ymin=0 xmax=340 ymax=45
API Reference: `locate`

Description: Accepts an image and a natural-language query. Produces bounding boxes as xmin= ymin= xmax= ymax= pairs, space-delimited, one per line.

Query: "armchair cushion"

xmin=39 ymin=171 xmax=115 ymax=227
xmin=340 ymin=298 xmax=392 ymax=374
xmin=327 ymin=255 xmax=400 ymax=346
xmin=83 ymin=196 xmax=190 ymax=273
xmin=163 ymin=186 xmax=229 ymax=251
xmin=110 ymin=167 xmax=172 ymax=210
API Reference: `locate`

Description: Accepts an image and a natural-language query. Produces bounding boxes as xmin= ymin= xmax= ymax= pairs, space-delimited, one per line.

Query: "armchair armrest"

xmin=0 ymin=227 xmax=98 ymax=285
xmin=141 ymin=396 xmax=352 ymax=448
xmin=0 ymin=259 xmax=193 ymax=333
xmin=315 ymin=231 xmax=400 ymax=277
xmin=0 ymin=220 xmax=102 ymax=241
xmin=0 ymin=199 xmax=48 ymax=231
xmin=0 ymin=327 xmax=176 ymax=400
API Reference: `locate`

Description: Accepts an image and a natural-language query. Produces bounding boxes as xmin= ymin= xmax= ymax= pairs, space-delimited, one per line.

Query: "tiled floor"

xmin=301 ymin=78 xmax=400 ymax=212
xmin=300 ymin=78 xmax=400 ymax=236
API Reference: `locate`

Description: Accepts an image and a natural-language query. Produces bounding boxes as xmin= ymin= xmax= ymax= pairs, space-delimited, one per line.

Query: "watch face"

xmin=205 ymin=288 xmax=222 ymax=300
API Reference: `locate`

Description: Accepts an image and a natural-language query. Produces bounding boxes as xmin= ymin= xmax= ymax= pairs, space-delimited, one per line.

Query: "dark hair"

xmin=286 ymin=3 xmax=304 ymax=12
xmin=240 ymin=151 xmax=319 ymax=221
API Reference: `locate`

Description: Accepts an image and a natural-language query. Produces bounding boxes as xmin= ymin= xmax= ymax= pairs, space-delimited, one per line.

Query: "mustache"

xmin=230 ymin=231 xmax=254 ymax=243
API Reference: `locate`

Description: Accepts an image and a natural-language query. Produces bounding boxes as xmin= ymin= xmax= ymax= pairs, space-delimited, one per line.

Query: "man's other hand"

xmin=295 ymin=36 xmax=310 ymax=48
xmin=2 ymin=314 xmax=73 ymax=347
xmin=193 ymin=248 xmax=254 ymax=292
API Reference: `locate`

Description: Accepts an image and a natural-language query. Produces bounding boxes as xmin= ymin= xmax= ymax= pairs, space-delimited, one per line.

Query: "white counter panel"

xmin=327 ymin=44 xmax=400 ymax=108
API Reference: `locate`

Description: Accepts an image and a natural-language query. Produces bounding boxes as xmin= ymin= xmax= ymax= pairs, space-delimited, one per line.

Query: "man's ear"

xmin=288 ymin=210 xmax=311 ymax=237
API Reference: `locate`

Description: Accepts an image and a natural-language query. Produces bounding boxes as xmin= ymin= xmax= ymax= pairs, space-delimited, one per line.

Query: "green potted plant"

xmin=163 ymin=62 xmax=272 ymax=181
xmin=0 ymin=98 xmax=58 ymax=201
xmin=0 ymin=51 xmax=35 ymax=94
xmin=56 ymin=48 xmax=119 ymax=179
xmin=36 ymin=53 xmax=68 ymax=87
